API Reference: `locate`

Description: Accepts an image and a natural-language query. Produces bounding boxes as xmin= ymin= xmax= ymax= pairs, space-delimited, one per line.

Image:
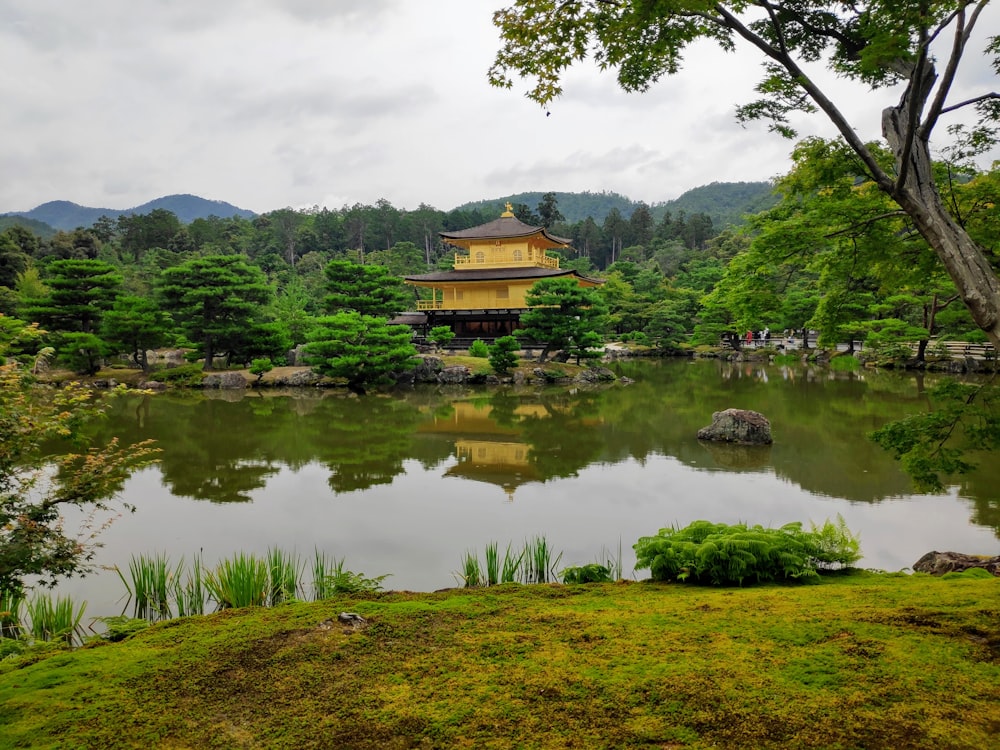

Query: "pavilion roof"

xmin=440 ymin=215 xmax=571 ymax=248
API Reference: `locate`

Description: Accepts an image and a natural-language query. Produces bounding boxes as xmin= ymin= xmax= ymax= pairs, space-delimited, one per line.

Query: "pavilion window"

xmin=475 ymin=251 xmax=485 ymax=263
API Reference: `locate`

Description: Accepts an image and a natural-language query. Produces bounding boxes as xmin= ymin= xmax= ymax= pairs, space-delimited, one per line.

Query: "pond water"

xmin=55 ymin=358 xmax=999 ymax=620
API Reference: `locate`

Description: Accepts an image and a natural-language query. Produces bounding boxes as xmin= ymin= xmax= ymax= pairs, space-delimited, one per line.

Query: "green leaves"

xmin=303 ymin=312 xmax=418 ymax=391
xmin=869 ymin=380 xmax=1000 ymax=492
xmin=634 ymin=517 xmax=861 ymax=585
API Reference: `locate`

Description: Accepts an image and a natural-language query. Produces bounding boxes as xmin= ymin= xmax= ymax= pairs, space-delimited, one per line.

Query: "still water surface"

xmin=59 ymin=358 xmax=999 ymax=618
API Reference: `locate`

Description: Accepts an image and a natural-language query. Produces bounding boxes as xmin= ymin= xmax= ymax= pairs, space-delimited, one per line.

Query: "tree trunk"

xmin=203 ymin=336 xmax=215 ymax=371
xmin=882 ymin=78 xmax=1000 ymax=352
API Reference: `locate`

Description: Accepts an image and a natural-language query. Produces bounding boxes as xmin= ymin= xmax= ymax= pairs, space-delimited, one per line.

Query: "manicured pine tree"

xmin=158 ymin=254 xmax=272 ymax=371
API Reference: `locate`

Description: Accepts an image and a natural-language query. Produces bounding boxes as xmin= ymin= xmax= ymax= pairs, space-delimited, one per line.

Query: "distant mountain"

xmin=1 ymin=194 xmax=256 ymax=232
xmin=452 ymin=183 xmax=778 ymax=229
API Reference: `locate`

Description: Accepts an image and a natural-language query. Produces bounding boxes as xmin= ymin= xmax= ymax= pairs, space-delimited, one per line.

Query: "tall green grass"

xmin=484 ymin=542 xmax=500 ymax=586
xmin=173 ymin=555 xmax=205 ymax=617
xmin=459 ymin=551 xmax=483 ymax=588
xmin=118 ymin=552 xmax=173 ymax=620
xmin=113 ymin=547 xmax=378 ymax=613
xmin=0 ymin=589 xmax=24 ymax=640
xmin=24 ymin=594 xmax=86 ymax=646
xmin=203 ymin=553 xmax=270 ymax=609
xmin=311 ymin=549 xmax=341 ymax=601
xmin=459 ymin=537 xmax=566 ymax=587
xmin=522 ymin=536 xmax=562 ymax=584
xmin=501 ymin=544 xmax=524 ymax=584
xmin=266 ymin=547 xmax=302 ymax=605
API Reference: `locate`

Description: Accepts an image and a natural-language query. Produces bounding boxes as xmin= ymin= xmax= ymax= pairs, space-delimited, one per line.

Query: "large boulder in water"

xmin=913 ymin=551 xmax=1000 ymax=576
xmin=697 ymin=408 xmax=773 ymax=445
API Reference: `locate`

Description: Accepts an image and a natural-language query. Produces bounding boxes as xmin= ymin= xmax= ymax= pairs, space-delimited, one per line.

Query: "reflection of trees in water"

xmin=517 ymin=391 xmax=606 ymax=481
xmin=57 ymin=362 xmax=1000 ymax=533
xmin=311 ymin=397 xmax=421 ymax=494
xmin=92 ymin=391 xmax=424 ymax=501
xmin=959 ymin=479 xmax=1000 ymax=538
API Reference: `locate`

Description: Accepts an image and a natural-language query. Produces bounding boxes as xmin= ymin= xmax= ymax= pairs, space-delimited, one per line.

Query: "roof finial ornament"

xmin=501 ymin=201 xmax=514 ymax=218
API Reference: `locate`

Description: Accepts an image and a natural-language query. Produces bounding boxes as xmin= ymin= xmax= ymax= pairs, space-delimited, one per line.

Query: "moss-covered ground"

xmin=1 ymin=574 xmax=997 ymax=749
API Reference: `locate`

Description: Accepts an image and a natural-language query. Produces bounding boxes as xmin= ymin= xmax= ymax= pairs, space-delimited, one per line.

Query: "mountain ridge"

xmin=1 ymin=194 xmax=256 ymax=231
xmin=3 ymin=182 xmax=778 ymax=235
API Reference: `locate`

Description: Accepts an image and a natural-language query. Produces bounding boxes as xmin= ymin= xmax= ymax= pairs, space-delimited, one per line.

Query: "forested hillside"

xmin=650 ymin=181 xmax=779 ymax=228
xmin=454 ymin=182 xmax=777 ymax=228
xmin=453 ymin=190 xmax=636 ymax=224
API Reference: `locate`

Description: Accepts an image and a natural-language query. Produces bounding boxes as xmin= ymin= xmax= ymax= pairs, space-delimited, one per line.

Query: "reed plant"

xmin=484 ymin=542 xmax=499 ymax=586
xmin=602 ymin=539 xmax=623 ymax=581
xmin=266 ymin=547 xmax=302 ymax=605
xmin=24 ymin=593 xmax=86 ymax=646
xmin=118 ymin=552 xmax=173 ymax=620
xmin=173 ymin=555 xmax=205 ymax=618
xmin=311 ymin=549 xmax=341 ymax=601
xmin=0 ymin=588 xmax=24 ymax=640
xmin=522 ymin=536 xmax=562 ymax=584
xmin=203 ymin=553 xmax=270 ymax=609
xmin=459 ymin=550 xmax=483 ymax=587
xmin=501 ymin=544 xmax=524 ymax=584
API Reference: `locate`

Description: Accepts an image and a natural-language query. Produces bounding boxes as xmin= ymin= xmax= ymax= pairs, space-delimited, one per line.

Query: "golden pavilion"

xmin=403 ymin=204 xmax=602 ymax=339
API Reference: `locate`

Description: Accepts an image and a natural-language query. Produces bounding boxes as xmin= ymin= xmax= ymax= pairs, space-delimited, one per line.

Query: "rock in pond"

xmin=697 ymin=408 xmax=773 ymax=445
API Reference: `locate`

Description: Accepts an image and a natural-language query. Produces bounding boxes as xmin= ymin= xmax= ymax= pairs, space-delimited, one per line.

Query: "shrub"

xmin=153 ymin=364 xmax=204 ymax=385
xmin=488 ymin=335 xmax=520 ymax=375
xmin=633 ymin=517 xmax=861 ymax=586
xmin=468 ymin=339 xmax=489 ymax=358
xmin=250 ymin=358 xmax=273 ymax=384
xmin=562 ymin=563 xmax=613 ymax=584
xmin=427 ymin=326 xmax=455 ymax=350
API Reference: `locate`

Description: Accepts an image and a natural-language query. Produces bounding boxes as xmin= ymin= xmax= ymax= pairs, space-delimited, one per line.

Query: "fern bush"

xmin=633 ymin=517 xmax=860 ymax=586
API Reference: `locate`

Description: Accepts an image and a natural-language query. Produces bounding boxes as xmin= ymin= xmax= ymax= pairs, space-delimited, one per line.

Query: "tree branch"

xmin=715 ymin=3 xmax=894 ymax=191
xmin=921 ymin=3 xmax=986 ymax=136
xmin=939 ymin=91 xmax=1000 ymax=116
xmin=823 ymin=210 xmax=909 ymax=239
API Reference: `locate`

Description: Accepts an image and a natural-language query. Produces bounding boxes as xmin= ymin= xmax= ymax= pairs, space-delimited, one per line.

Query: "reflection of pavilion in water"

xmin=449 ymin=439 xmax=542 ymax=501
xmin=418 ymin=400 xmax=595 ymax=501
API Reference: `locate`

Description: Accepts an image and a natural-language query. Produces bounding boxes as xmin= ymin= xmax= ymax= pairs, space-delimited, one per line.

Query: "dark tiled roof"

xmin=405 ymin=267 xmax=601 ymax=284
xmin=440 ymin=216 xmax=570 ymax=245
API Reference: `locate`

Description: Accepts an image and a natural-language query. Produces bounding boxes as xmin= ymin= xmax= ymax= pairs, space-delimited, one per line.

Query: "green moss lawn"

xmin=1 ymin=574 xmax=997 ymax=749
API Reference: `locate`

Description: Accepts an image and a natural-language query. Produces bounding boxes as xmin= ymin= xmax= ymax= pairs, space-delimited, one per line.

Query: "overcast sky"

xmin=2 ymin=1 xmax=997 ymax=215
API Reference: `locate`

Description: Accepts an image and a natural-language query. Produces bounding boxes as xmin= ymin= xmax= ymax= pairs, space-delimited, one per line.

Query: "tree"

xmin=0 ymin=318 xmax=158 ymax=596
xmin=101 ymin=295 xmax=172 ymax=372
xmin=518 ymin=277 xmax=608 ymax=362
xmin=25 ymin=258 xmax=122 ymax=335
xmin=303 ymin=312 xmax=418 ymax=393
xmin=0 ymin=232 xmax=30 ymax=289
xmin=536 ymin=192 xmax=565 ymax=228
xmin=118 ymin=209 xmax=183 ymax=262
xmin=158 ymin=255 xmax=272 ymax=370
xmin=490 ymin=2 xmax=1000 ymax=348
xmin=488 ymin=335 xmax=521 ymax=374
xmin=322 ymin=260 xmax=412 ymax=318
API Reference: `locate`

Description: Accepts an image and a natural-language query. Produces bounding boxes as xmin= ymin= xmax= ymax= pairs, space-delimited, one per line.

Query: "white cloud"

xmin=0 ymin=0 xmax=996 ymax=214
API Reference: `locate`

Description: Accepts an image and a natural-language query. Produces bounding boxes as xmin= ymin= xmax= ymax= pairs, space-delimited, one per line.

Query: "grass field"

xmin=1 ymin=573 xmax=997 ymax=749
